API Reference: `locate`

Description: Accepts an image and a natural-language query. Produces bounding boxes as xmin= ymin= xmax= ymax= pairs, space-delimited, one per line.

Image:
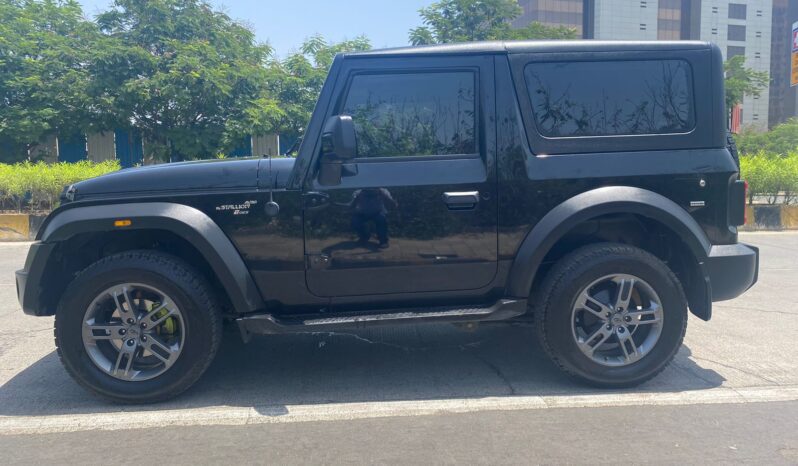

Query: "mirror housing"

xmin=321 ymin=115 xmax=357 ymax=161
xmin=318 ymin=115 xmax=357 ymax=186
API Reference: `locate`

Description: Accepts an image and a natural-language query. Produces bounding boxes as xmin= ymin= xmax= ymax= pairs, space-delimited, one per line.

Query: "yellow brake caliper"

xmin=150 ymin=302 xmax=177 ymax=335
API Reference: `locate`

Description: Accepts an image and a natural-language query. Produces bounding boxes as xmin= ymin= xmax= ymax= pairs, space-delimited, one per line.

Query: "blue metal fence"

xmin=57 ymin=134 xmax=87 ymax=163
xmin=227 ymin=135 xmax=252 ymax=158
xmin=114 ymin=129 xmax=144 ymax=168
xmin=17 ymin=131 xmax=267 ymax=164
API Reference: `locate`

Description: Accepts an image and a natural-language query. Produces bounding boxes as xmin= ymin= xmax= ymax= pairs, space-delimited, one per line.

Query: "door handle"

xmin=442 ymin=191 xmax=479 ymax=210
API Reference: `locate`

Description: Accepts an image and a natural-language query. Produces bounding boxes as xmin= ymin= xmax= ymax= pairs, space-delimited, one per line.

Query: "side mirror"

xmin=318 ymin=115 xmax=357 ymax=186
xmin=321 ymin=115 xmax=357 ymax=160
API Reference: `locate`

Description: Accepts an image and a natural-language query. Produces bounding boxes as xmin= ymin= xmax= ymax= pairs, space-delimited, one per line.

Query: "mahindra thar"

xmin=16 ymin=40 xmax=758 ymax=402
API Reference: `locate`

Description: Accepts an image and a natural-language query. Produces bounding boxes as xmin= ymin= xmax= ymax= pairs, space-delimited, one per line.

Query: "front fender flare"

xmin=506 ymin=186 xmax=712 ymax=299
xmin=40 ymin=202 xmax=264 ymax=313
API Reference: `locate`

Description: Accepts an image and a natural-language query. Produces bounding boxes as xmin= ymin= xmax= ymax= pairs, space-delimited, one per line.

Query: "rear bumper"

xmin=16 ymin=241 xmax=56 ymax=316
xmin=704 ymin=243 xmax=759 ymax=302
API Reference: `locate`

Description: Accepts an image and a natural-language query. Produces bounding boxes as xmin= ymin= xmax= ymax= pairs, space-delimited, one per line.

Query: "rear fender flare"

xmin=506 ymin=186 xmax=711 ymax=306
xmin=40 ymin=202 xmax=264 ymax=313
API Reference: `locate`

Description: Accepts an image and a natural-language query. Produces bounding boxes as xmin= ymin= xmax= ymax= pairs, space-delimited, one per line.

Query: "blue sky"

xmin=77 ymin=0 xmax=435 ymax=56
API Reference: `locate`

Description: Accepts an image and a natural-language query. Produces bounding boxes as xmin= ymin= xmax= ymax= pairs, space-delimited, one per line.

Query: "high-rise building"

xmin=513 ymin=0 xmax=587 ymax=36
xmin=700 ymin=1 xmax=772 ymax=128
xmin=769 ymin=0 xmax=798 ymax=126
xmin=514 ymin=0 xmax=786 ymax=129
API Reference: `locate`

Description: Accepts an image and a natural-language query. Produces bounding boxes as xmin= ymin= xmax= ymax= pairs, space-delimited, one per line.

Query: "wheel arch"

xmin=507 ymin=186 xmax=713 ymax=320
xmin=35 ymin=202 xmax=264 ymax=315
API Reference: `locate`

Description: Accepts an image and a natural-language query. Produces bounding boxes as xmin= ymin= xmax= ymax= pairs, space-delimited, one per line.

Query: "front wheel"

xmin=55 ymin=251 xmax=222 ymax=403
xmin=534 ymin=243 xmax=688 ymax=387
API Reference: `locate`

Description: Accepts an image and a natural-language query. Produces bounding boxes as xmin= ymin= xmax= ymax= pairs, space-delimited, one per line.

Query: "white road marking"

xmin=2 ymin=385 xmax=797 ymax=435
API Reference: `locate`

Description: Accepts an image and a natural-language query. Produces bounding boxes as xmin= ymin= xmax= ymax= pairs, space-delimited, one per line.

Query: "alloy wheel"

xmin=81 ymin=283 xmax=185 ymax=381
xmin=571 ymin=274 xmax=664 ymax=367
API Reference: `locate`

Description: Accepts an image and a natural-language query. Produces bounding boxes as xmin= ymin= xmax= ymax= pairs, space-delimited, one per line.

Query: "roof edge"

xmin=343 ymin=40 xmax=713 ymax=58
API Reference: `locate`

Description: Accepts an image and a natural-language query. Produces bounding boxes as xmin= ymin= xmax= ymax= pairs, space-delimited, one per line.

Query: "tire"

xmin=55 ymin=251 xmax=223 ymax=403
xmin=534 ymin=243 xmax=687 ymax=388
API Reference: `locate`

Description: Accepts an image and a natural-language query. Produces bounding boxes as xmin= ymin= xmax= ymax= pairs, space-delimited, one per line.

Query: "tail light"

xmin=729 ymin=179 xmax=747 ymax=226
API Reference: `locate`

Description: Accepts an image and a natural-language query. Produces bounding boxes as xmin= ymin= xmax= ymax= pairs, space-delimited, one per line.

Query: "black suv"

xmin=16 ymin=41 xmax=758 ymax=403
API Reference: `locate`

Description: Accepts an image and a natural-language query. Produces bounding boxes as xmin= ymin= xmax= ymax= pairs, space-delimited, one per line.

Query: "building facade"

xmin=769 ymin=0 xmax=798 ymax=126
xmin=700 ymin=1 xmax=772 ymax=128
xmin=515 ymin=0 xmax=791 ymax=129
xmin=513 ymin=1 xmax=587 ymax=36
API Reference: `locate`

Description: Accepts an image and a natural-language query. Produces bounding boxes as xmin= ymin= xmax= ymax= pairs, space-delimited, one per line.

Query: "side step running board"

xmin=236 ymin=298 xmax=527 ymax=342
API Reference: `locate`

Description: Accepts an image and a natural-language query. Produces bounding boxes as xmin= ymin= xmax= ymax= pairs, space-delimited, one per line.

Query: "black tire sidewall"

xmin=542 ymin=247 xmax=687 ymax=386
xmin=55 ymin=253 xmax=220 ymax=402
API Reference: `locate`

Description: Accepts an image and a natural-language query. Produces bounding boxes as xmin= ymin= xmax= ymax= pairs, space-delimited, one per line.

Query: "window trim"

xmin=521 ymin=58 xmax=697 ymax=140
xmin=335 ymin=68 xmax=481 ymax=162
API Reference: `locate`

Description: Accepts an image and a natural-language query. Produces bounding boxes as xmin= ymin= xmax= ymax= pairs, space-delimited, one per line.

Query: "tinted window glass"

xmin=342 ymin=72 xmax=476 ymax=158
xmin=524 ymin=60 xmax=694 ymax=137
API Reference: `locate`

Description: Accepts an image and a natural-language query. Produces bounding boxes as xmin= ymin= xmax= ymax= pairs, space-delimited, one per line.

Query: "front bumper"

xmin=16 ymin=241 xmax=56 ymax=316
xmin=704 ymin=243 xmax=759 ymax=302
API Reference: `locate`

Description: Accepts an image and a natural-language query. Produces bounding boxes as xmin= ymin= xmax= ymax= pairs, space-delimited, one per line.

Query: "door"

xmin=303 ymin=55 xmax=498 ymax=297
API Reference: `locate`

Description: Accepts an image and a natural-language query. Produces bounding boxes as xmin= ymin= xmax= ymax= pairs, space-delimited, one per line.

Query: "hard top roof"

xmin=343 ymin=40 xmax=712 ymax=58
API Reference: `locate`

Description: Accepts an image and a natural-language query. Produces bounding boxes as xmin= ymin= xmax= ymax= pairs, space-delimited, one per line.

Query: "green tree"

xmin=736 ymin=118 xmax=798 ymax=156
xmin=725 ymin=55 xmax=769 ymax=119
xmin=409 ymin=0 xmax=577 ymax=46
xmin=266 ymin=35 xmax=371 ymax=152
xmin=509 ymin=21 xmax=578 ymax=41
xmin=0 ymin=0 xmax=98 ymax=162
xmin=93 ymin=0 xmax=282 ymax=160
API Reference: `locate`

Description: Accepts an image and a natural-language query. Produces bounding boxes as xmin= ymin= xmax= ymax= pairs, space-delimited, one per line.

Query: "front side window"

xmin=524 ymin=60 xmax=695 ymax=137
xmin=341 ymin=72 xmax=476 ymax=158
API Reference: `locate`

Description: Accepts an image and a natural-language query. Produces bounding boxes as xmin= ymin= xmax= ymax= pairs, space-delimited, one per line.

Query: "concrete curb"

xmin=0 ymin=214 xmax=47 ymax=241
xmin=2 ymin=385 xmax=797 ymax=435
xmin=742 ymin=205 xmax=798 ymax=231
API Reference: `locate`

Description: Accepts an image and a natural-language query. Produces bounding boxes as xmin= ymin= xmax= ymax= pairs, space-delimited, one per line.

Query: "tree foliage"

xmin=93 ymin=0 xmax=281 ymax=160
xmin=0 ymin=0 xmax=98 ymax=161
xmin=266 ymin=35 xmax=371 ymax=150
xmin=724 ymin=55 xmax=769 ymax=116
xmin=0 ymin=0 xmax=371 ymax=162
xmin=409 ymin=0 xmax=577 ymax=45
xmin=736 ymin=118 xmax=798 ymax=156
xmin=736 ymin=119 xmax=798 ymax=205
xmin=740 ymin=152 xmax=798 ymax=205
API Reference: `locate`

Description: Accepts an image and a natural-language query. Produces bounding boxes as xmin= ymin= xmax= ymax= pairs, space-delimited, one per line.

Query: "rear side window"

xmin=342 ymin=72 xmax=476 ymax=158
xmin=524 ymin=60 xmax=695 ymax=138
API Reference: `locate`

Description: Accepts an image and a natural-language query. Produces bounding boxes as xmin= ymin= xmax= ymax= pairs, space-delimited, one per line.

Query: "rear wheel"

xmin=534 ymin=243 xmax=687 ymax=387
xmin=55 ymin=251 xmax=222 ymax=403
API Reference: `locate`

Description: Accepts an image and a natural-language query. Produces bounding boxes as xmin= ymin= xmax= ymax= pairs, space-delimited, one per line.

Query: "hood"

xmin=68 ymin=157 xmax=296 ymax=200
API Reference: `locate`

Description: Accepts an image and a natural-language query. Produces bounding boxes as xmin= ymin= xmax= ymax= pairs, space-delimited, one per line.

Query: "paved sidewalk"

xmin=0 ymin=233 xmax=796 ymax=445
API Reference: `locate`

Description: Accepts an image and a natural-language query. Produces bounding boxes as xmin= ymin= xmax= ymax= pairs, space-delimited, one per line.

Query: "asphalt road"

xmin=1 ymin=232 xmax=797 ymax=464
